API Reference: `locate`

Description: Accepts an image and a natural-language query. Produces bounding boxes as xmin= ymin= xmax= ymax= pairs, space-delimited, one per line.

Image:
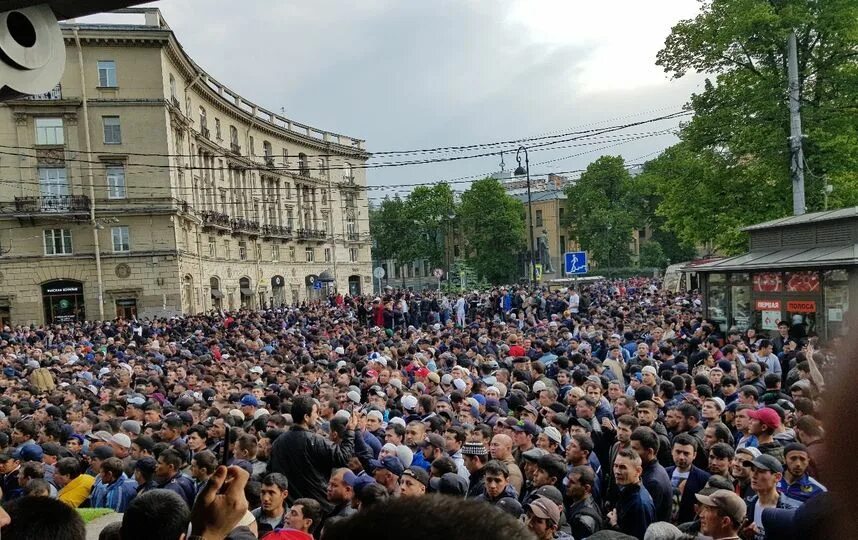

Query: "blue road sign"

xmin=564 ymin=251 xmax=588 ymax=275
xmin=313 ymin=280 xmax=323 ymax=290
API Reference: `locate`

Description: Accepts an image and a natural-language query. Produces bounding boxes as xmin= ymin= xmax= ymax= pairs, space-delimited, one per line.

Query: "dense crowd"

xmin=0 ymin=278 xmax=837 ymax=540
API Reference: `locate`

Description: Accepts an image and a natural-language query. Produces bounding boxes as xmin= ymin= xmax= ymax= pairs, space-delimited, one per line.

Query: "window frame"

xmin=44 ymin=228 xmax=72 ymax=256
xmin=97 ymin=60 xmax=118 ymax=88
xmin=111 ymin=226 xmax=130 ymax=253
xmin=34 ymin=117 xmax=64 ymax=146
xmin=305 ymin=246 xmax=314 ymax=262
xmin=106 ymin=164 xmax=126 ymax=199
xmin=102 ymin=116 xmax=122 ymax=145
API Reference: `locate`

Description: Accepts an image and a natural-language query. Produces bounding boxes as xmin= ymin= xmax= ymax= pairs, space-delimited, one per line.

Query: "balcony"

xmin=299 ymin=166 xmax=311 ymax=178
xmin=296 ymin=228 xmax=326 ymax=242
xmin=201 ymin=126 xmax=211 ymax=139
xmin=201 ymin=211 xmax=232 ymax=232
xmin=24 ymin=84 xmax=62 ymax=101
xmin=231 ymin=217 xmax=260 ymax=236
xmin=262 ymin=224 xmax=292 ymax=239
xmin=170 ymin=95 xmax=181 ymax=108
xmin=264 ymin=155 xmax=275 ymax=168
xmin=9 ymin=195 xmax=90 ymax=217
xmin=230 ymin=143 xmax=241 ymax=155
xmin=347 ymin=231 xmax=360 ymax=241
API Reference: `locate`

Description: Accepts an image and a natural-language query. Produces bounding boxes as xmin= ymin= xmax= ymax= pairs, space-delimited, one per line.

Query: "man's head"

xmin=489 ymin=434 xmax=513 ymax=460
xmin=525 ymin=496 xmax=561 ymax=540
xmin=2 ymin=495 xmax=86 ymax=540
xmin=708 ymin=443 xmax=735 ymax=477
xmin=696 ymin=489 xmax=746 ymax=538
xmin=399 ymin=467 xmax=429 ymax=497
xmin=533 ymin=454 xmax=565 ymax=489
xmin=565 ymin=465 xmax=595 ymax=503
xmin=746 ymin=455 xmax=784 ymax=495
xmin=747 ymin=407 xmax=781 ymax=437
xmin=783 ymin=443 xmax=810 ymax=480
xmin=121 ymin=490 xmax=190 ymax=540
xmin=612 ymin=447 xmax=643 ymax=486
xmin=287 ymin=498 xmax=322 ymax=534
xmin=290 ymin=396 xmax=319 ymax=427
xmin=630 ymin=426 xmax=659 ymax=465
xmin=732 ymin=447 xmax=760 ymax=482
xmin=483 ymin=459 xmax=510 ymax=499
xmin=155 ymin=448 xmax=182 ymax=481
xmin=671 ymin=433 xmax=697 ymax=471
xmin=261 ymin=473 xmax=289 ymax=514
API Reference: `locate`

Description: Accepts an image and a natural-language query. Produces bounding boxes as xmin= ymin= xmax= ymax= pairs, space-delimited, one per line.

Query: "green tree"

xmin=458 ymin=178 xmax=525 ymax=283
xmin=401 ymin=183 xmax=456 ymax=268
xmin=369 ymin=195 xmax=412 ymax=263
xmin=639 ymin=240 xmax=668 ymax=269
xmin=564 ymin=156 xmax=638 ymax=267
xmin=647 ymin=0 xmax=858 ymax=252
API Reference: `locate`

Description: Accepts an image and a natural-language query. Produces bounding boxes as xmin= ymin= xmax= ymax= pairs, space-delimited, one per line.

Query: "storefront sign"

xmin=787 ymin=300 xmax=816 ymax=313
xmin=755 ymin=299 xmax=781 ymax=311
xmin=761 ymin=310 xmax=781 ymax=330
xmin=829 ymin=308 xmax=844 ymax=322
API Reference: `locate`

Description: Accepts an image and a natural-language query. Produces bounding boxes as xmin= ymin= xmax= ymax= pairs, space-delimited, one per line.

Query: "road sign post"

xmin=564 ymin=251 xmax=589 ymax=276
xmin=373 ymin=266 xmax=385 ymax=294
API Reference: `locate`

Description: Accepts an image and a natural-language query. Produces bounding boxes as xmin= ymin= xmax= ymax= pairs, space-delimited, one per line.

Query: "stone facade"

xmin=0 ymin=9 xmax=372 ymax=325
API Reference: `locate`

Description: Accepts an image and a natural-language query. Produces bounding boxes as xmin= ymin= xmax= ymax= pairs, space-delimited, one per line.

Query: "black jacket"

xmin=615 ymin=483 xmax=655 ymax=540
xmin=642 ymin=460 xmax=673 ymax=523
xmin=567 ymin=496 xmax=603 ymax=539
xmin=466 ymin=466 xmax=487 ymax=499
xmin=267 ymin=425 xmax=355 ymax=513
xmin=665 ymin=464 xmax=710 ymax=524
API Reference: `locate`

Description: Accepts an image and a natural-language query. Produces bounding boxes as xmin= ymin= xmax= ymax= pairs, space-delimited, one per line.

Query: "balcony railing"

xmin=347 ymin=231 xmax=360 ymax=241
xmin=299 ymin=166 xmax=311 ymax=177
xmin=201 ymin=126 xmax=211 ymax=139
xmin=231 ymin=217 xmax=260 ymax=235
xmin=24 ymin=84 xmax=62 ymax=101
xmin=230 ymin=143 xmax=241 ymax=155
xmin=170 ymin=95 xmax=181 ymax=108
xmin=11 ymin=195 xmax=89 ymax=215
xmin=201 ymin=211 xmax=232 ymax=231
xmin=262 ymin=224 xmax=292 ymax=239
xmin=264 ymin=155 xmax=275 ymax=168
xmin=296 ymin=228 xmax=326 ymax=241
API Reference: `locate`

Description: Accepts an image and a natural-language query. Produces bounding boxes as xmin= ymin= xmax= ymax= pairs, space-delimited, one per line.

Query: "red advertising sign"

xmin=753 ymin=273 xmax=783 ymax=292
xmin=786 ymin=301 xmax=816 ymax=313
xmin=755 ymin=299 xmax=781 ymax=311
xmin=786 ymin=271 xmax=820 ymax=292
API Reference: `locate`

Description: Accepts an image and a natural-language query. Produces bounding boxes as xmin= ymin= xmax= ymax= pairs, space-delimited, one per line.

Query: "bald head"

xmin=490 ymin=434 xmax=514 ymax=460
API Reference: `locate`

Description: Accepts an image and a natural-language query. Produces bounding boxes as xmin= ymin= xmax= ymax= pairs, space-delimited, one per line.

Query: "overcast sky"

xmin=88 ymin=1 xmax=705 ymax=199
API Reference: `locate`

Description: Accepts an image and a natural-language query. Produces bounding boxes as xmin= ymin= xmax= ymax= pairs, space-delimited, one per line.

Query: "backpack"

xmin=30 ymin=367 xmax=55 ymax=393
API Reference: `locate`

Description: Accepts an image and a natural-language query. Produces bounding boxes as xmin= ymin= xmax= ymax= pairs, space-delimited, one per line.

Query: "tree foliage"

xmin=564 ymin=156 xmax=638 ymax=267
xmin=458 ymin=178 xmax=525 ymax=284
xmin=639 ymin=240 xmax=669 ymax=269
xmin=369 ymin=183 xmax=456 ymax=269
xmin=646 ymin=0 xmax=858 ymax=253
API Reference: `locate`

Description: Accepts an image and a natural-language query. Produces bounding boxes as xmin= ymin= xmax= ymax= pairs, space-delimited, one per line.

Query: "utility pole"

xmin=788 ymin=31 xmax=806 ymax=216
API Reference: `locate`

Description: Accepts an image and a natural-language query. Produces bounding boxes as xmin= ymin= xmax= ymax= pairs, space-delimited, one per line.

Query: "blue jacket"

xmin=90 ymin=473 xmax=134 ymax=512
xmin=615 ymin=483 xmax=655 ymax=540
xmin=157 ymin=473 xmax=197 ymax=508
xmin=642 ymin=460 xmax=672 ymax=523
xmin=665 ymin=465 xmax=711 ymax=524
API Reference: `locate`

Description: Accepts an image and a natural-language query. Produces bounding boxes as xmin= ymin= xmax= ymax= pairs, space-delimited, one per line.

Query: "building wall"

xmin=0 ymin=11 xmax=372 ymax=325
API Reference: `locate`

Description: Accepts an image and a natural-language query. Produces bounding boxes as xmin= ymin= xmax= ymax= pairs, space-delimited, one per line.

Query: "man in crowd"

xmin=254 ymin=473 xmax=289 ymax=536
xmin=609 ymin=448 xmax=655 ymax=538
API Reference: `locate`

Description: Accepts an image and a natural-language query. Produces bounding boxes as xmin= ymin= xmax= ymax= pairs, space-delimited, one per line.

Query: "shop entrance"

xmin=42 ymin=280 xmax=85 ymax=323
xmin=115 ymin=298 xmax=138 ymax=319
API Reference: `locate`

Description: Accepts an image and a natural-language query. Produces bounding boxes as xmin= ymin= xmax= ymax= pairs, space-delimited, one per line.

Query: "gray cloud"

xmin=150 ymin=0 xmax=703 ymax=197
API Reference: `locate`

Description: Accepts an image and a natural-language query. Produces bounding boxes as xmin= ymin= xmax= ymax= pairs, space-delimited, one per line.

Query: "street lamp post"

xmin=514 ymin=146 xmax=537 ymax=287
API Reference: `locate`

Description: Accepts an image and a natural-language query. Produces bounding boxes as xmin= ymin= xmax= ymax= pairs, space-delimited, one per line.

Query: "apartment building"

xmin=0 ymin=9 xmax=371 ymax=324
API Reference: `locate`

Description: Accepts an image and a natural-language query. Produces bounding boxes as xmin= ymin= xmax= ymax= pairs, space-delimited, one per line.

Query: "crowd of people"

xmin=0 ymin=278 xmax=838 ymax=540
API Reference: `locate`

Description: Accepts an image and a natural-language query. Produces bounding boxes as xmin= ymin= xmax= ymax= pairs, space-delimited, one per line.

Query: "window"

xmin=199 ymin=107 xmax=207 ymax=129
xmin=238 ymin=241 xmax=247 ymax=261
xmin=282 ymin=148 xmax=289 ymax=166
xmin=230 ymin=125 xmax=239 ymax=145
xmin=535 ymin=209 xmax=543 ymax=227
xmin=324 ymin=247 xmax=331 ymax=262
xmin=35 ymin=117 xmax=64 ymax=145
xmin=208 ymin=236 xmax=216 ymax=258
xmin=299 ymin=153 xmax=309 ymax=176
xmin=169 ymin=74 xmax=176 ymax=100
xmin=103 ymin=116 xmax=122 ymax=144
xmin=224 ymin=240 xmax=231 ymax=259
xmin=106 ymin=165 xmax=126 ymax=199
xmin=305 ymin=247 xmax=315 ymax=262
xmin=343 ymin=162 xmax=353 ymax=182
xmin=215 ymin=118 xmax=221 ymax=140
xmin=318 ymin=158 xmax=326 ymax=175
xmin=111 ymin=226 xmax=130 ymax=252
xmin=38 ymin=167 xmax=68 ymax=198
xmin=272 ymin=243 xmax=280 ymax=261
xmin=249 ymin=136 xmax=255 ymax=156
xmin=284 ymin=184 xmax=291 ymax=199
xmin=263 ymin=141 xmax=272 ymax=158
xmin=322 ymin=190 xmax=328 ymax=205
xmin=44 ymin=229 xmax=72 ymax=255
xmin=289 ymin=246 xmax=296 ymax=262
xmin=97 ymin=60 xmax=117 ymax=87
xmin=350 ymin=248 xmax=358 ymax=262
xmin=255 ymin=243 xmax=262 ymax=260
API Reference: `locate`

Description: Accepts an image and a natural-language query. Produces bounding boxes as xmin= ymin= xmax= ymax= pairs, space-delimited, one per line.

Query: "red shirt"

xmin=509 ymin=345 xmax=527 ymax=357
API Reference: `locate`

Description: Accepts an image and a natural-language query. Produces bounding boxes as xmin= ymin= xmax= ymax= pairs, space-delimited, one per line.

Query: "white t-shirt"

xmin=569 ymin=293 xmax=580 ymax=313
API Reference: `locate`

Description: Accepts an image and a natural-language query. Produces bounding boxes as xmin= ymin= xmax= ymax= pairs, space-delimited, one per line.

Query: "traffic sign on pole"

xmin=564 ymin=251 xmax=588 ymax=275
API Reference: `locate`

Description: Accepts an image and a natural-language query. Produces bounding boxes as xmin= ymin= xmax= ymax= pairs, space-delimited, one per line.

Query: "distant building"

xmin=0 ymin=9 xmax=371 ymax=325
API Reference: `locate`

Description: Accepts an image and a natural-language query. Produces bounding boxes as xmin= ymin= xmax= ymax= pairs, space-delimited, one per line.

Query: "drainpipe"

xmin=74 ymin=28 xmax=105 ymax=320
